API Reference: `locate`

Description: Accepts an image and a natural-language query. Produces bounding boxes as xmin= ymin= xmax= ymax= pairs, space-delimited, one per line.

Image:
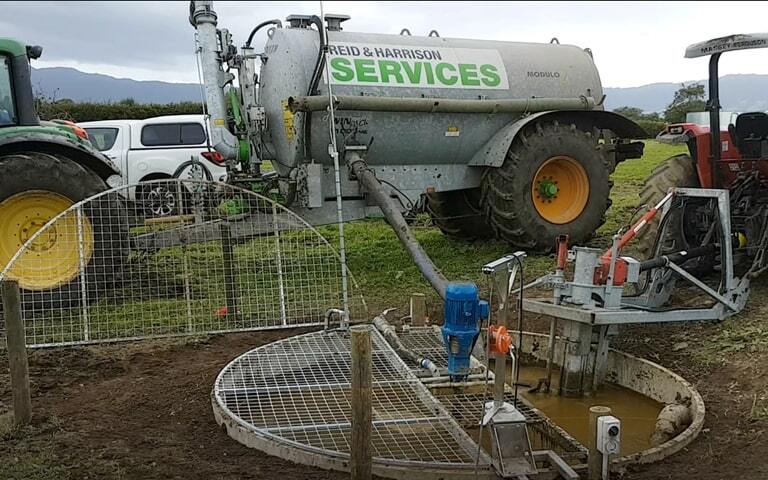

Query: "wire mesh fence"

xmin=0 ymin=179 xmax=366 ymax=347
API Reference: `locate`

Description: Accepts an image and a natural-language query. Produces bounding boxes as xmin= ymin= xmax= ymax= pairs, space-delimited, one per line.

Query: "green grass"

xmin=704 ymin=280 xmax=768 ymax=355
xmin=0 ymin=416 xmax=72 ymax=480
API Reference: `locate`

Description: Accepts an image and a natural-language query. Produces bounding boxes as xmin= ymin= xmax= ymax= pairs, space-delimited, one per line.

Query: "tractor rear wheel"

xmin=0 ymin=151 xmax=126 ymax=310
xmin=481 ymin=122 xmax=614 ymax=251
xmin=635 ymin=154 xmax=699 ymax=259
xmin=426 ymin=188 xmax=493 ymax=240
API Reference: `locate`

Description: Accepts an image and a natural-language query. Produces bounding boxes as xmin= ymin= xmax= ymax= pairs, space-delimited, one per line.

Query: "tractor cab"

xmin=0 ymin=38 xmax=41 ymax=127
xmin=680 ymin=33 xmax=768 ymax=188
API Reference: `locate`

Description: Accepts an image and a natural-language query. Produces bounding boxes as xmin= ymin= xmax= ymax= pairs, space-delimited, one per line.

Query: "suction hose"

xmin=348 ymin=152 xmax=449 ymax=299
xmin=373 ymin=312 xmax=440 ymax=376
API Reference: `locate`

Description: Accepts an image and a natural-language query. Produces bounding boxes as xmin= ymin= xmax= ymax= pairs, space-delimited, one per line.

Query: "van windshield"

xmin=84 ymin=127 xmax=119 ymax=151
xmin=0 ymin=57 xmax=16 ymax=126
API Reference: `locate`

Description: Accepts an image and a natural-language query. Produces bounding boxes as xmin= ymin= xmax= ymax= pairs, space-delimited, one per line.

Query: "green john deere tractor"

xmin=0 ymin=38 xmax=124 ymax=307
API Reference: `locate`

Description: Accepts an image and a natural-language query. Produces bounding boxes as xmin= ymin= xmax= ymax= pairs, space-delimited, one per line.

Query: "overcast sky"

xmin=2 ymin=1 xmax=767 ymax=88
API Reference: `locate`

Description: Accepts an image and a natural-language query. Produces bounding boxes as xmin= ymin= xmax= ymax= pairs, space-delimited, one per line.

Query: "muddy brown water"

xmin=514 ymin=366 xmax=663 ymax=455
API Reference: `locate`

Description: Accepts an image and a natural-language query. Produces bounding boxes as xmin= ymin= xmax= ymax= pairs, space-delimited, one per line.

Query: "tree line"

xmin=613 ymin=83 xmax=706 ymax=138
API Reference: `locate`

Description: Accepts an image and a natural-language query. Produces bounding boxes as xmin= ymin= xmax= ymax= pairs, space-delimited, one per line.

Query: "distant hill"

xmin=31 ymin=67 xmax=202 ymax=104
xmin=604 ymin=74 xmax=768 ymax=113
xmin=31 ymin=67 xmax=768 ymax=113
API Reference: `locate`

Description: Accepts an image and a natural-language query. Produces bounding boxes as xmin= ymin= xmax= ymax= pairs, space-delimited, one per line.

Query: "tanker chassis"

xmin=189 ymin=1 xmax=645 ymax=251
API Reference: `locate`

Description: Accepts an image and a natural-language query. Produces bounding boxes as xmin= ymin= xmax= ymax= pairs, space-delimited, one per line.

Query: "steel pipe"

xmin=289 ymin=95 xmax=596 ymax=114
xmin=348 ymin=151 xmax=449 ymax=298
xmin=372 ymin=313 xmax=440 ymax=376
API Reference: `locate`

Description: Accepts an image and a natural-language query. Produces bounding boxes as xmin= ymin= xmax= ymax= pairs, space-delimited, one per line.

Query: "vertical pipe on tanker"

xmin=190 ymin=0 xmax=239 ymax=159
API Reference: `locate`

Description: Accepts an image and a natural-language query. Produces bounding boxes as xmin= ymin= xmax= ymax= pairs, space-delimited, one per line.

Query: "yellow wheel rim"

xmin=531 ymin=156 xmax=590 ymax=224
xmin=0 ymin=191 xmax=94 ymax=290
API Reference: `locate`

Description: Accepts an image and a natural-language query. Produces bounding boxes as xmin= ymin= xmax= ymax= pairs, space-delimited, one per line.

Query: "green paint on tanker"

xmin=330 ymin=57 xmax=502 ymax=88
xmin=0 ymin=38 xmax=27 ymax=57
xmin=327 ymin=43 xmax=510 ymax=89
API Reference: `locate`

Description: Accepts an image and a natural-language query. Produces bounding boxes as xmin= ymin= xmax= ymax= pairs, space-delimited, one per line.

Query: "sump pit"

xmin=212 ymin=326 xmax=704 ymax=478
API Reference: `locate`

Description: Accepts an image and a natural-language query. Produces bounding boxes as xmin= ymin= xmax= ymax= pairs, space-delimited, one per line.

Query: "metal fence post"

xmin=75 ymin=207 xmax=90 ymax=341
xmin=182 ymin=243 xmax=193 ymax=332
xmin=272 ymin=204 xmax=288 ymax=326
xmin=219 ymin=223 xmax=239 ymax=318
xmin=350 ymin=325 xmax=372 ymax=480
xmin=2 ymin=280 xmax=32 ymax=425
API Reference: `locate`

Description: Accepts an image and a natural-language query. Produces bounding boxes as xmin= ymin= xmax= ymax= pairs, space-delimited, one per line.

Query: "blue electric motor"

xmin=442 ymin=283 xmax=489 ymax=380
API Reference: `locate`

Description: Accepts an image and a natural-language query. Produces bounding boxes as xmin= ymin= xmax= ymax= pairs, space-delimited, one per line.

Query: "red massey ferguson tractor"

xmin=637 ymin=33 xmax=768 ymax=261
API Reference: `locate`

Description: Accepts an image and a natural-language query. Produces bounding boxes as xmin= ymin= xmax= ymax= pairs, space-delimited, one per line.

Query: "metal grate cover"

xmin=213 ymin=326 xmax=492 ymax=471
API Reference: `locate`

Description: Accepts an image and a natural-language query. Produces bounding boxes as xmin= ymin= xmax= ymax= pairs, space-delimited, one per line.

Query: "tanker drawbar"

xmin=189 ymin=0 xmax=645 ymax=251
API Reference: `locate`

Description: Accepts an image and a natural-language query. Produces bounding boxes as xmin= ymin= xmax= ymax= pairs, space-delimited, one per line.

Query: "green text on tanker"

xmin=330 ymin=57 xmax=502 ymax=87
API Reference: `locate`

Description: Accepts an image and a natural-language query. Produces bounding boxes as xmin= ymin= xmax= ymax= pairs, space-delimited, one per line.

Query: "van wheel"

xmin=136 ymin=181 xmax=180 ymax=218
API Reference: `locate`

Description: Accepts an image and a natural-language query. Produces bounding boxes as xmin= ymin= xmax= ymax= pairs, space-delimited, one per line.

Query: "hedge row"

xmin=635 ymin=119 xmax=666 ymax=139
xmin=36 ymin=100 xmax=204 ymax=123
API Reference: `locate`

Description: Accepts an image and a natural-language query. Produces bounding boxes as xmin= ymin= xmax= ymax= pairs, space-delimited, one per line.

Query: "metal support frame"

xmin=524 ymin=188 xmax=748 ymax=326
xmin=520 ymin=188 xmax=750 ymax=395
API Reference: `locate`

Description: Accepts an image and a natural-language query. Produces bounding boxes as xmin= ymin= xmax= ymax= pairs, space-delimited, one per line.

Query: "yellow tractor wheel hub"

xmin=532 ymin=156 xmax=590 ymax=224
xmin=0 ymin=191 xmax=93 ymax=290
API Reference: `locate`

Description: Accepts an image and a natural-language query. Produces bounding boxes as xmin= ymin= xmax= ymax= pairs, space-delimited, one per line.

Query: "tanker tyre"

xmin=635 ymin=154 xmax=699 ymax=259
xmin=426 ymin=188 xmax=494 ymax=240
xmin=481 ymin=122 xmax=614 ymax=252
xmin=0 ymin=151 xmax=128 ymax=312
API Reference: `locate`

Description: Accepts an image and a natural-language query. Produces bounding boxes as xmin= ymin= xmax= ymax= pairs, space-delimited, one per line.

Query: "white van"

xmin=80 ymin=114 xmax=228 ymax=216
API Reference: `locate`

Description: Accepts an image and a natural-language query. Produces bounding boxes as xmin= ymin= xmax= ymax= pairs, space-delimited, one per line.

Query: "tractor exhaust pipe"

xmin=347 ymin=151 xmax=449 ymax=299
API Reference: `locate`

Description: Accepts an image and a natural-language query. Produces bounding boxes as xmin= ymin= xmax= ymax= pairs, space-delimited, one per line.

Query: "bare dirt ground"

xmin=1 ymin=322 xmax=766 ymax=480
xmin=616 ymin=323 xmax=768 ymax=480
xmin=0 ymin=328 xmax=348 ymax=480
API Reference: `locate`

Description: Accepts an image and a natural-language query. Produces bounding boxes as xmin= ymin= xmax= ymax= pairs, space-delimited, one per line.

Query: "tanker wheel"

xmin=426 ymin=188 xmax=493 ymax=240
xmin=635 ymin=154 xmax=700 ymax=259
xmin=481 ymin=122 xmax=614 ymax=251
xmin=0 ymin=151 xmax=127 ymax=310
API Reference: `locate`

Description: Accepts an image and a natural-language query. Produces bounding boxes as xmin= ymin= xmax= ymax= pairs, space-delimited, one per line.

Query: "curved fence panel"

xmin=0 ymin=179 xmax=366 ymax=347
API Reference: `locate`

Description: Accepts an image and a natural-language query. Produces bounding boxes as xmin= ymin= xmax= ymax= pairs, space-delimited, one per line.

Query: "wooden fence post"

xmin=350 ymin=325 xmax=372 ymax=480
xmin=2 ymin=280 xmax=31 ymax=425
xmin=410 ymin=293 xmax=427 ymax=327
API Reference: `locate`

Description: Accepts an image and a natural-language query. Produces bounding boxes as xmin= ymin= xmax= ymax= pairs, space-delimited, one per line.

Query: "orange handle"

xmin=489 ymin=324 xmax=512 ymax=355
